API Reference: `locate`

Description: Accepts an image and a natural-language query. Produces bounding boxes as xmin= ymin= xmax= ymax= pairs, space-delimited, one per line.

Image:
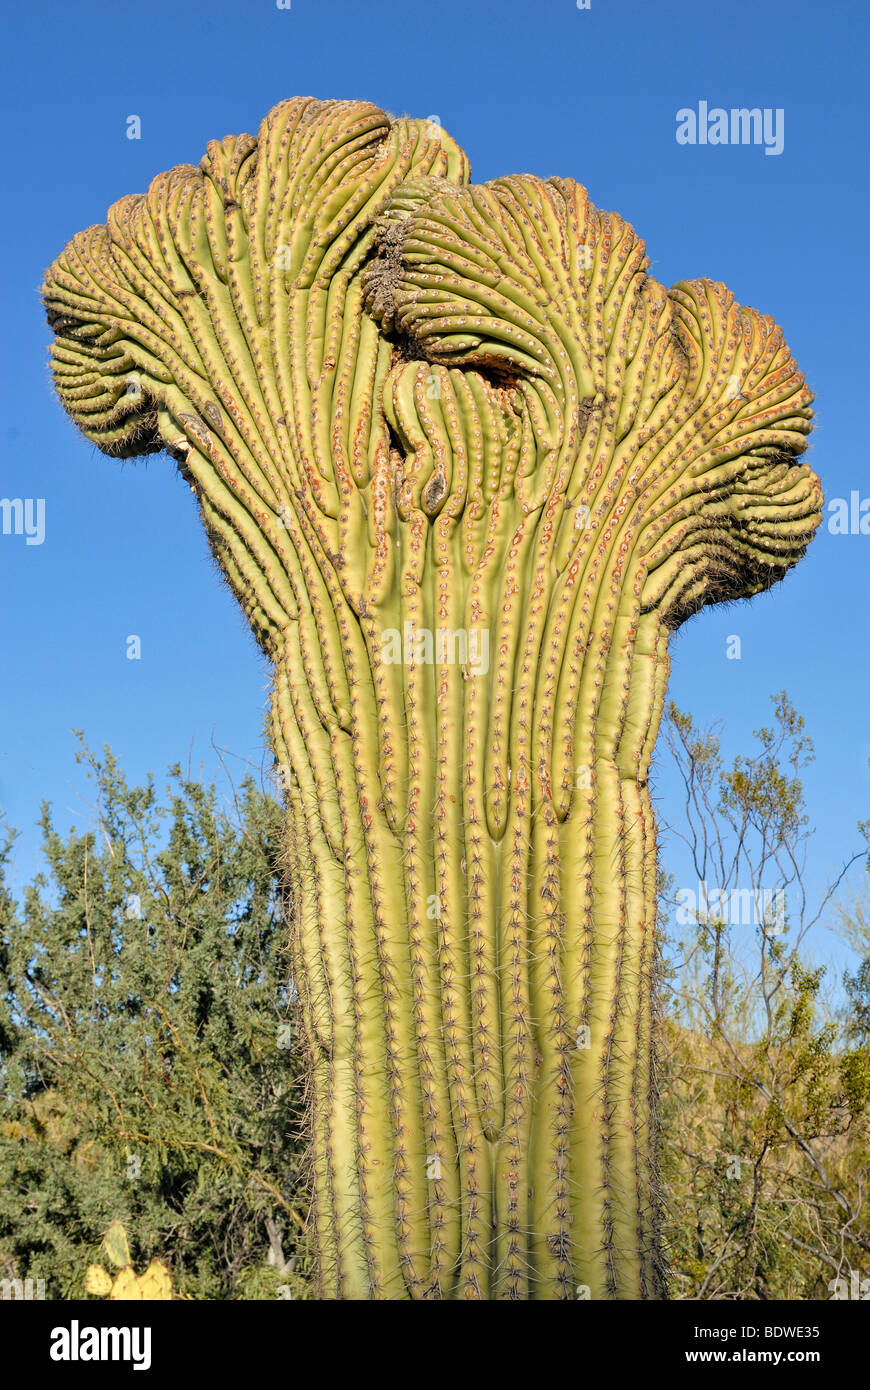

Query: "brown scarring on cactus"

xmin=43 ymin=98 xmax=821 ymax=1300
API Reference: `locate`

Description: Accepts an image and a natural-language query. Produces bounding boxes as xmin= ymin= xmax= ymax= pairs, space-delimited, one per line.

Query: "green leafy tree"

xmin=0 ymin=741 xmax=309 ymax=1300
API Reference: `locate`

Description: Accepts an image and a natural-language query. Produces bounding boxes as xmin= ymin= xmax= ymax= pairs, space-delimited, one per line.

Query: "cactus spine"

xmin=43 ymin=98 xmax=821 ymax=1299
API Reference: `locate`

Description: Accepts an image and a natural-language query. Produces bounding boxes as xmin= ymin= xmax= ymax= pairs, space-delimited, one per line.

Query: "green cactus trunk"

xmin=272 ymin=502 xmax=668 ymax=1299
xmin=42 ymin=97 xmax=821 ymax=1300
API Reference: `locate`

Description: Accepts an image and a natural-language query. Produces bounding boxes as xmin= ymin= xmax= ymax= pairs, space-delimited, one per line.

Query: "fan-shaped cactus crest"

xmin=43 ymin=98 xmax=821 ymax=1300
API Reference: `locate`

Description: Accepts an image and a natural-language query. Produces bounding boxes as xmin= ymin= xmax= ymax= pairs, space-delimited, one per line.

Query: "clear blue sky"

xmin=1 ymin=0 xmax=867 ymax=975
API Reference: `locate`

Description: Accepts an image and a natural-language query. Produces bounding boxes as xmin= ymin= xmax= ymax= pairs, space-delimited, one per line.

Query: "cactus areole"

xmin=43 ymin=99 xmax=821 ymax=1299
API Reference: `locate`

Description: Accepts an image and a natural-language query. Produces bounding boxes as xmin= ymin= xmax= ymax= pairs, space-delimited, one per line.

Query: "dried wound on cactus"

xmin=43 ymin=98 xmax=821 ymax=1300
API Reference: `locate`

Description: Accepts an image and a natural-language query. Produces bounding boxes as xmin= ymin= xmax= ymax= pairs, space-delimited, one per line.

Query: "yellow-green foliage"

xmin=85 ymin=1221 xmax=174 ymax=1301
xmin=661 ymin=1020 xmax=870 ymax=1299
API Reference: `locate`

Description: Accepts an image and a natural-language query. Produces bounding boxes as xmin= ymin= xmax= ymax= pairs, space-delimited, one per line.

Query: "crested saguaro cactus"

xmin=43 ymin=99 xmax=821 ymax=1300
